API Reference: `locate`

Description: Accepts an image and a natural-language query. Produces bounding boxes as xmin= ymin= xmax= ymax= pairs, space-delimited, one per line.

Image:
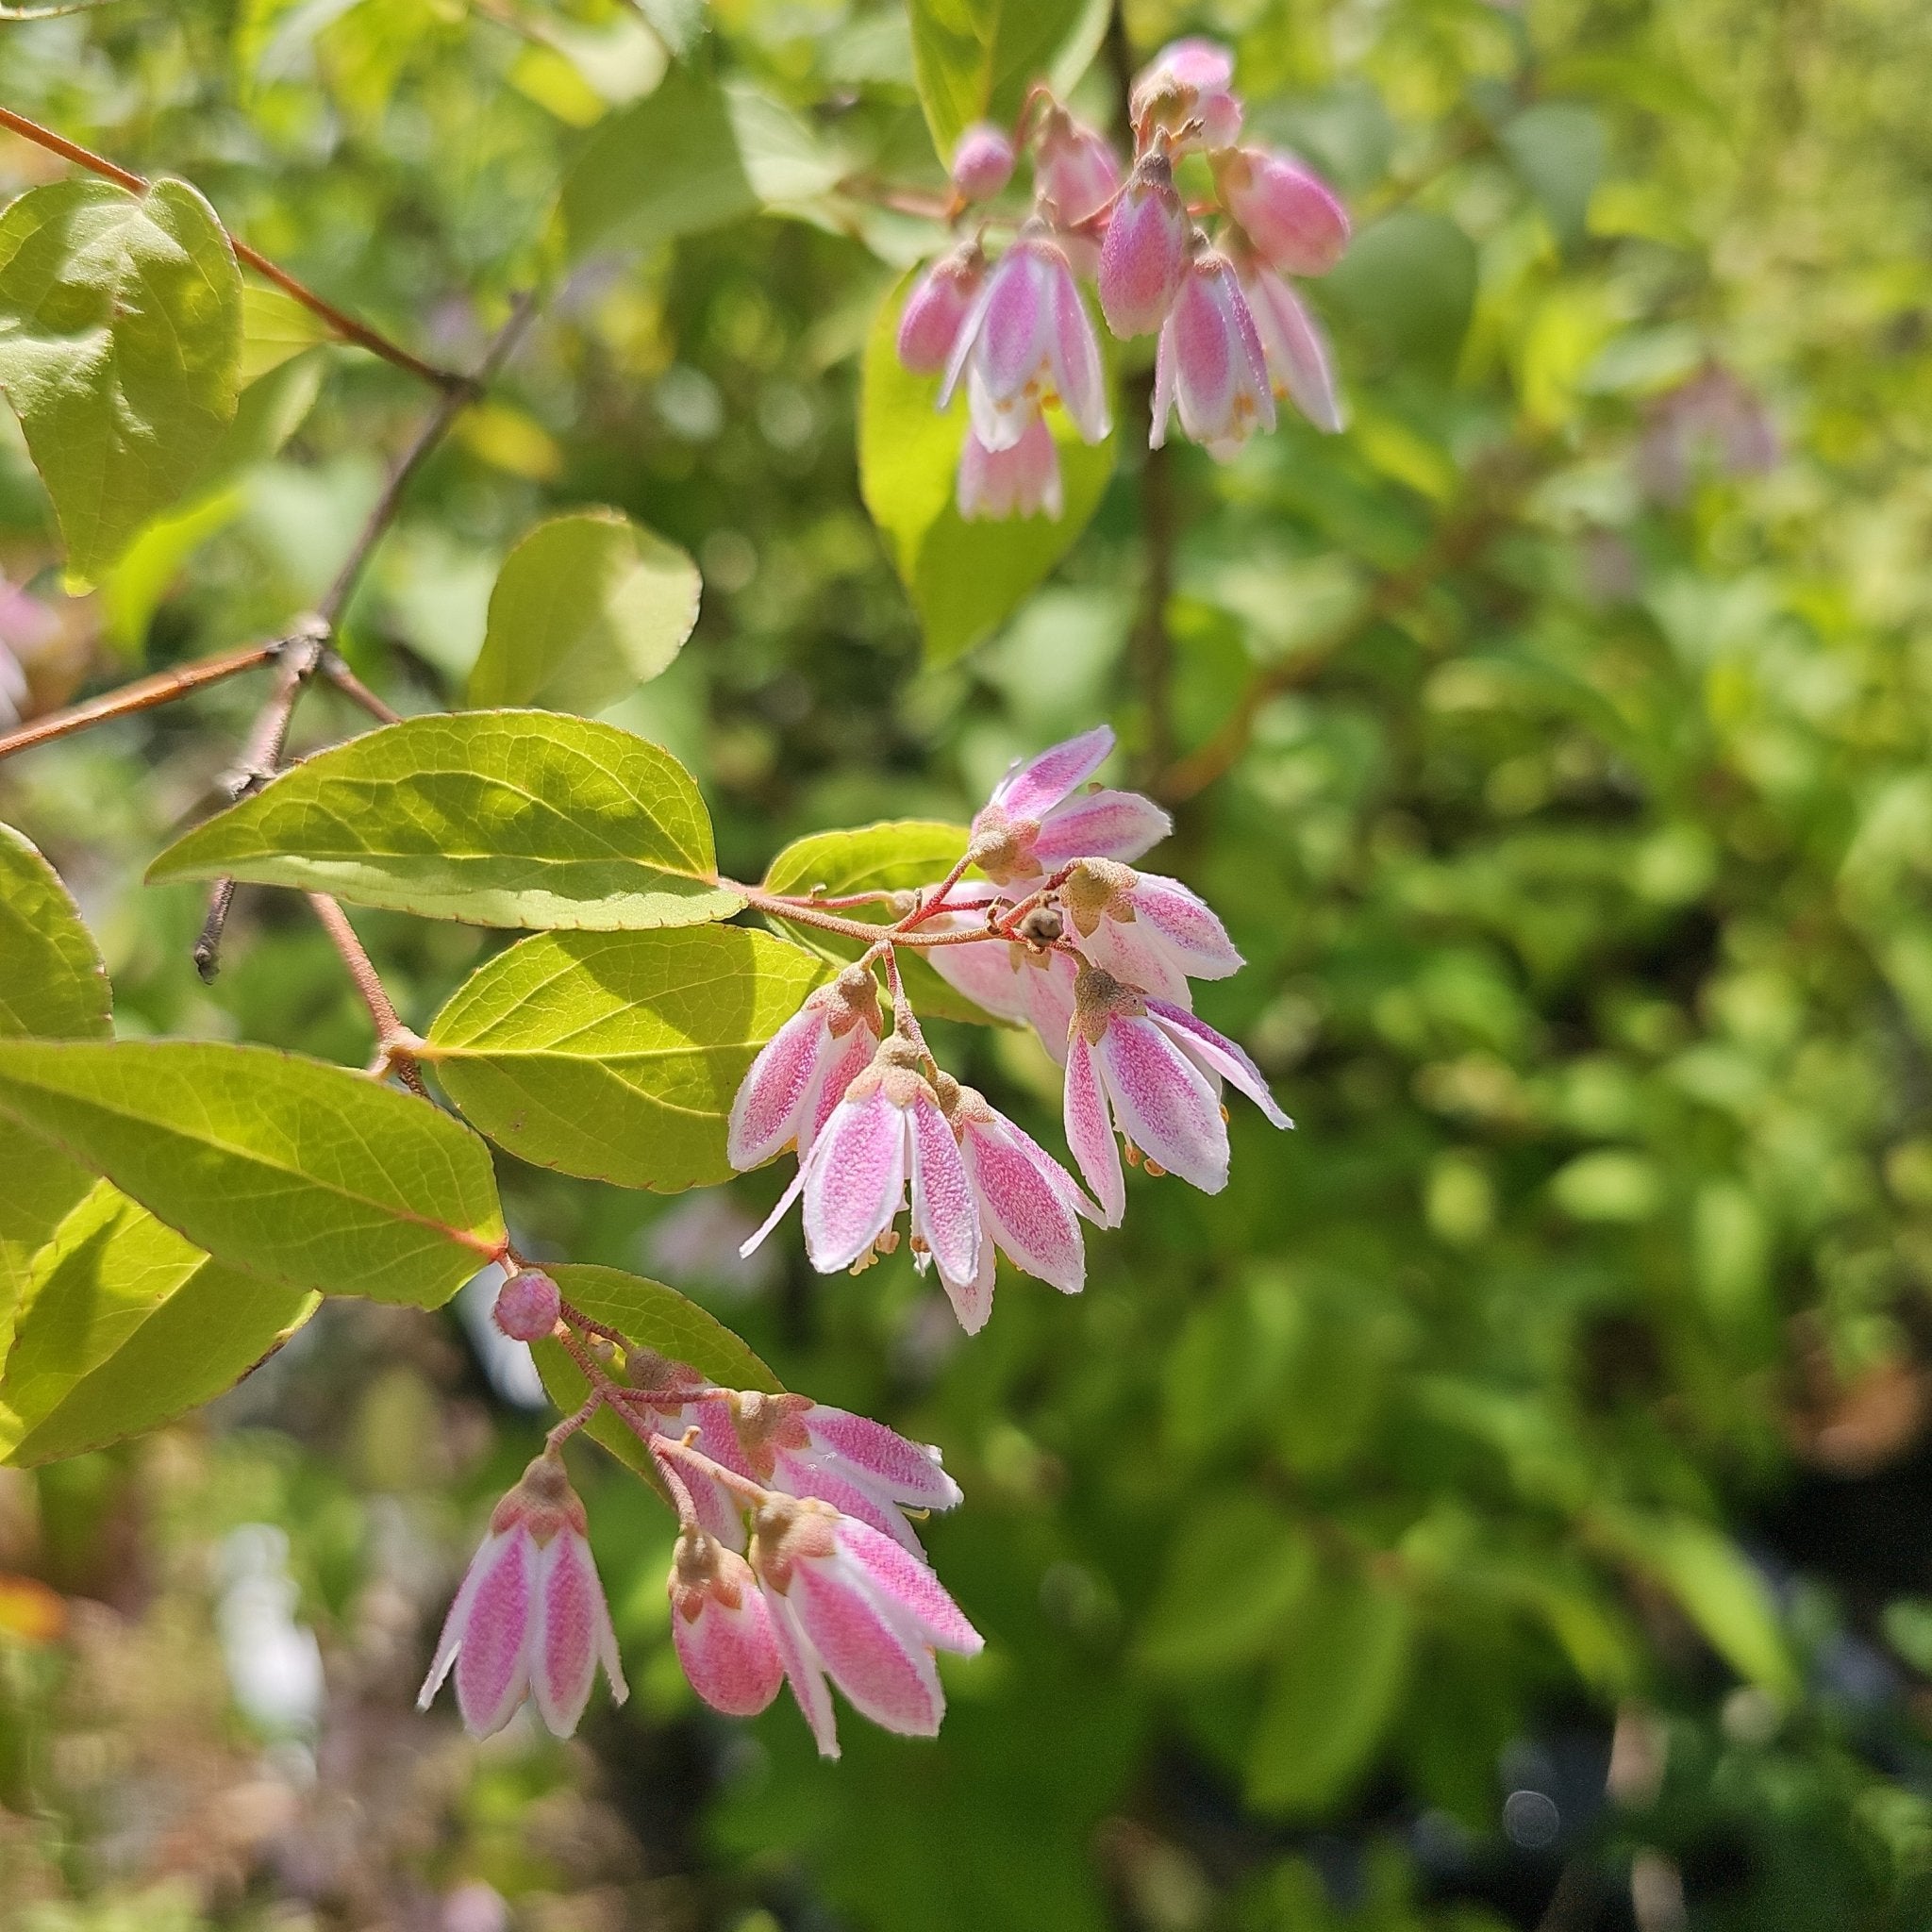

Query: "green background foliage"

xmin=2 ymin=0 xmax=1931 ymax=1926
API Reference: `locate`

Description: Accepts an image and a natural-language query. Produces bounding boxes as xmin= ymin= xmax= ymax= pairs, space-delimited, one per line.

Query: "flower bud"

xmin=1130 ymin=38 xmax=1242 ymax=153
xmin=950 ymin=121 xmax=1015 ymax=202
xmin=492 ymin=1267 xmax=561 ymax=1342
xmin=1217 ymin=147 xmax=1350 ymax=277
xmin=1035 ymin=105 xmax=1124 ymax=226
xmin=1098 ymin=153 xmax=1190 ymax=338
xmin=896 ymin=245 xmax=986 ymax=376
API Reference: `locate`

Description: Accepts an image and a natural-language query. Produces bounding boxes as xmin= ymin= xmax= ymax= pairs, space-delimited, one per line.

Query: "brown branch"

xmin=0 ymin=639 xmax=278 ymax=761
xmin=0 ymin=106 xmax=470 ymax=394
xmin=319 ymin=651 xmax=401 ymax=725
xmin=304 ymin=891 xmax=429 ymax=1097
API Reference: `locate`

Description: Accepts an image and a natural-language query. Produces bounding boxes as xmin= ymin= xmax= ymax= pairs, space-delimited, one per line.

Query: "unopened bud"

xmin=493 ymin=1268 xmax=561 ymax=1342
xmin=1217 ymin=147 xmax=1350 ymax=277
xmin=896 ymin=245 xmax=986 ymax=375
xmin=951 ymin=122 xmax=1015 ymax=203
xmin=1099 ymin=153 xmax=1190 ymax=338
xmin=1016 ymin=904 xmax=1065 ymax=947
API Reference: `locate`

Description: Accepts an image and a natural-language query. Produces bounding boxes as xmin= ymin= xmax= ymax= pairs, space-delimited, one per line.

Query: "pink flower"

xmin=958 ymin=416 xmax=1063 ymax=521
xmin=492 ymin=1267 xmax=561 ymax=1342
xmin=950 ymin=121 xmax=1015 ymax=202
xmin=1151 ymin=250 xmax=1276 ymax=458
xmin=752 ymin=1496 xmax=983 ymax=1757
xmin=897 ymin=244 xmax=987 ymax=376
xmin=965 ymin=724 xmax=1172 ymax=886
xmin=668 ymin=1529 xmax=785 ymax=1717
xmin=741 ymin=1035 xmax=980 ymax=1288
xmin=940 ymin=230 xmax=1109 ymax=451
xmin=1236 ymin=257 xmax=1344 ymax=434
xmin=729 ymin=1392 xmax=963 ymax=1552
xmin=1059 ymin=858 xmax=1242 ymax=1001
xmin=1063 ymin=965 xmax=1291 ymax=1224
xmin=1098 ymin=152 xmax=1191 ymax=339
xmin=1034 ymin=104 xmax=1124 ymax=226
xmin=935 ymin=1075 xmax=1098 ymax=1330
xmin=1217 ymin=147 xmax=1350 ymax=276
xmin=1130 ymin=38 xmax=1242 ymax=152
xmin=419 ymin=1453 xmax=627 ymax=1738
xmin=925 ymin=915 xmax=1081 ymax=1059
xmin=727 ymin=965 xmax=883 ymax=1173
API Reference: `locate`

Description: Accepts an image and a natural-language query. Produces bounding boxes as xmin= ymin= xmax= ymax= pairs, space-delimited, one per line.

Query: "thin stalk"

xmin=0 ymin=639 xmax=278 ymax=762
xmin=304 ymin=892 xmax=429 ymax=1097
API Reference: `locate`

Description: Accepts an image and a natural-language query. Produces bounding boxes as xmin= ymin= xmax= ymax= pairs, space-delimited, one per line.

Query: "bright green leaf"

xmin=907 ymin=0 xmax=1110 ymax=158
xmin=1138 ymin=1495 xmax=1314 ymax=1678
xmin=145 ymin=711 xmax=743 ymax=930
xmin=237 ymin=282 xmax=333 ymax=384
xmin=467 ymin=508 xmax=701 ymax=714
xmin=1612 ymin=1513 xmax=1796 ymax=1697
xmin=0 ymin=824 xmax=111 ymax=1042
xmin=0 ymin=1181 xmax=315 ymax=1465
xmin=0 ymin=1039 xmax=506 ymax=1305
xmin=860 ymin=277 xmax=1115 ymax=662
xmin=0 ymin=178 xmax=242 ymax=582
xmin=426 ymin=925 xmax=827 ymax=1191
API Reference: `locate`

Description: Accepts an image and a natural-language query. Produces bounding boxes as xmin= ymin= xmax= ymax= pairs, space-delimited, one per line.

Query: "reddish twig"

xmin=0 ymin=639 xmax=279 ymax=761
xmin=304 ymin=891 xmax=429 ymax=1097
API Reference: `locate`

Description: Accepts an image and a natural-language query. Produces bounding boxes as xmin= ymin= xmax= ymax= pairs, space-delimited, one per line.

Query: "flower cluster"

xmin=897 ymin=40 xmax=1351 ymax=520
xmin=419 ymin=1272 xmax=978 ymax=1757
xmin=733 ymin=725 xmax=1291 ymax=1328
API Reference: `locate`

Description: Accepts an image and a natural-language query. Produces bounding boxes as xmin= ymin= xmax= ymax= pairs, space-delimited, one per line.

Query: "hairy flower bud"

xmin=896 ymin=244 xmax=987 ymax=376
xmin=1216 ymin=146 xmax=1350 ymax=276
xmin=1098 ymin=153 xmax=1191 ymax=339
xmin=950 ymin=121 xmax=1015 ymax=202
xmin=1034 ymin=104 xmax=1124 ymax=226
xmin=1130 ymin=38 xmax=1242 ymax=153
xmin=491 ymin=1267 xmax=561 ymax=1342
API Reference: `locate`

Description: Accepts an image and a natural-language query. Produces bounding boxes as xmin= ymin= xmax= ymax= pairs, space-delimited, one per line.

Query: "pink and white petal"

xmin=1247 ymin=270 xmax=1343 ymax=432
xmin=938 ymin=275 xmax=996 ymax=411
xmin=683 ymin=1467 xmax=749 ymax=1550
xmin=834 ymin=1519 xmax=984 ymax=1656
xmin=801 ymin=1091 xmax=909 ymax=1273
xmin=1031 ymin=789 xmax=1173 ymax=869
xmin=1082 ymin=915 xmax=1194 ymax=1004
xmin=926 ymin=932 xmax=1034 ymax=1023
xmin=941 ymin=1219 xmax=997 ymax=1333
xmin=1134 ymin=874 xmax=1243 ymax=976
xmin=739 ymin=1160 xmax=807 ymax=1259
xmin=967 ymin=364 xmax=1033 ymax=452
xmin=773 ymin=1447 xmax=924 ymax=1557
xmin=1018 ymin=954 xmax=1079 ymax=1064
xmin=420 ymin=1528 xmax=501 ymax=1710
xmin=452 ymin=1527 xmax=539 ymax=1739
xmin=1145 ymin=999 xmax=1293 ymax=1128
xmin=674 ymin=1591 xmax=783 ymax=1716
xmin=975 ymin=249 xmax=1053 ymax=403
xmin=789 ymin=1559 xmax=943 ymax=1737
xmin=805 ymin=1407 xmax=961 ymax=1509
xmin=800 ymin=1023 xmax=877 ymax=1154
xmin=908 ymin=1091 xmax=982 ymax=1291
xmin=982 ymin=1107 xmax=1107 ymax=1225
xmin=764 ymin=1586 xmax=841 ymax=1758
xmin=991 ymin=724 xmax=1116 ymax=820
xmin=1095 ymin=1016 xmax=1230 ymax=1193
xmin=1046 ymin=263 xmax=1110 ymax=442
xmin=726 ymin=1007 xmax=826 ymax=1171
xmin=1064 ymin=1031 xmax=1125 ymax=1227
xmin=961 ymin=1118 xmax=1086 ymax=1294
xmin=531 ymin=1529 xmax=605 ymax=1737
xmin=1151 ymin=316 xmax=1177 ymax=449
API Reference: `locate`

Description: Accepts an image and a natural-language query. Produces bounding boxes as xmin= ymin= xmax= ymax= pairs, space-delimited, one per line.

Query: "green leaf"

xmin=0 ymin=824 xmax=111 ymax=1041
xmin=426 ymin=925 xmax=828 ymax=1191
xmin=1612 ymin=1513 xmax=1796 ymax=1697
xmin=0 ymin=1039 xmax=506 ymax=1306
xmin=560 ymin=68 xmax=842 ymax=260
xmin=146 ymin=712 xmax=743 ymax=930
xmin=237 ymin=282 xmax=334 ymax=384
xmin=531 ymin=1262 xmax=780 ymax=1487
xmin=1138 ymin=1496 xmax=1315 ymax=1678
xmin=907 ymin=0 xmax=1110 ymax=158
xmin=860 ymin=277 xmax=1115 ymax=663
xmin=0 ymin=178 xmax=242 ymax=582
xmin=1502 ymin=103 xmax=1608 ymax=251
xmin=467 ymin=508 xmax=701 ymax=714
xmin=1324 ymin=208 xmax=1477 ymax=380
xmin=760 ymin=818 xmax=989 ymax=1025
xmin=1246 ymin=1560 xmax=1413 ymax=1815
xmin=0 ymin=1182 xmax=316 ymax=1466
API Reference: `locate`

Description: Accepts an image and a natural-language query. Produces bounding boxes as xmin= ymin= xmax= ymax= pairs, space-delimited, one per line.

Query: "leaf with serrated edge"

xmin=0 ymin=1181 xmax=315 ymax=1464
xmin=532 ymin=1263 xmax=780 ymax=1490
xmin=761 ymin=819 xmax=992 ymax=1026
xmin=146 ymin=712 xmax=743 ymax=930
xmin=468 ymin=509 xmax=702 ymax=714
xmin=427 ymin=925 xmax=827 ymax=1191
xmin=0 ymin=1040 xmax=505 ymax=1306
xmin=0 ymin=178 xmax=242 ymax=582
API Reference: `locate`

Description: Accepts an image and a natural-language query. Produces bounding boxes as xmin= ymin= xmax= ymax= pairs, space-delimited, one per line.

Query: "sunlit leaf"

xmin=426 ymin=925 xmax=827 ymax=1191
xmin=907 ymin=0 xmax=1110 ymax=158
xmin=1610 ymin=1513 xmax=1797 ymax=1697
xmin=0 ymin=1040 xmax=505 ymax=1306
xmin=146 ymin=712 xmax=743 ymax=930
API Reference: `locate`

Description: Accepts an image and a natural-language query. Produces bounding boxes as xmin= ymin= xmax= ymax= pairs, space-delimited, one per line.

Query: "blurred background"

xmin=5 ymin=0 xmax=1932 ymax=1925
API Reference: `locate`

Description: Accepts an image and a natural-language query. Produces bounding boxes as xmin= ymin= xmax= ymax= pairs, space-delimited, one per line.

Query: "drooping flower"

xmin=492 ymin=1267 xmax=561 ymax=1342
xmin=1152 ymin=249 xmax=1276 ymax=458
xmin=925 ymin=913 xmax=1082 ymax=1058
xmin=419 ymin=1451 xmax=627 ymax=1738
xmin=934 ymin=1074 xmax=1099 ymax=1327
xmin=950 ymin=121 xmax=1016 ymax=203
xmin=1062 ymin=965 xmax=1291 ymax=1224
xmin=1098 ymin=151 xmax=1191 ymax=338
xmin=896 ymin=244 xmax=988 ymax=376
xmin=751 ymin=1495 xmax=983 ymax=1757
xmin=940 ymin=228 xmax=1109 ymax=451
xmin=1058 ymin=858 xmax=1242 ymax=1002
xmin=1130 ymin=38 xmax=1243 ymax=152
xmin=965 ymin=724 xmax=1172 ymax=886
xmin=958 ymin=415 xmax=1063 ymax=521
xmin=741 ymin=1034 xmax=980 ymax=1288
xmin=727 ymin=965 xmax=883 ymax=1174
xmin=1034 ymin=103 xmax=1124 ymax=226
xmin=1216 ymin=147 xmax=1350 ymax=276
xmin=729 ymin=1392 xmax=963 ymax=1553
xmin=1234 ymin=254 xmax=1344 ymax=434
xmin=668 ymin=1528 xmax=785 ymax=1717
